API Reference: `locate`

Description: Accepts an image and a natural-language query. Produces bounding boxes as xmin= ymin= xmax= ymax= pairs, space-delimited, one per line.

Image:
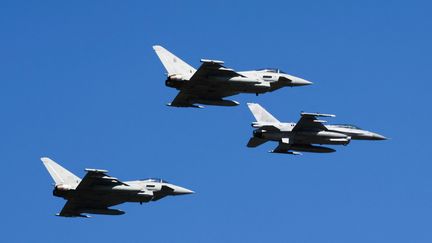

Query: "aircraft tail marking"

xmin=247 ymin=103 xmax=280 ymax=123
xmin=152 ymin=45 xmax=196 ymax=79
xmin=41 ymin=157 xmax=81 ymax=187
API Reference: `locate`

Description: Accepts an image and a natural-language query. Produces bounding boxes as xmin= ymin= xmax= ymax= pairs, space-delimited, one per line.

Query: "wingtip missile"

xmin=200 ymin=59 xmax=224 ymax=64
xmin=268 ymin=150 xmax=302 ymax=155
xmin=300 ymin=112 xmax=336 ymax=118
xmin=166 ymin=103 xmax=204 ymax=108
xmin=55 ymin=213 xmax=91 ymax=218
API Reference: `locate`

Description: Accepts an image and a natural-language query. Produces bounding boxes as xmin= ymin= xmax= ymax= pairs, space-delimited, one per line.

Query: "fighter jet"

xmin=153 ymin=45 xmax=312 ymax=108
xmin=246 ymin=103 xmax=387 ymax=155
xmin=41 ymin=157 xmax=193 ymax=217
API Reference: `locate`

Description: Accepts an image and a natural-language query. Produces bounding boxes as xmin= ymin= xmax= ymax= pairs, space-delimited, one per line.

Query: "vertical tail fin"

xmin=41 ymin=157 xmax=80 ymax=187
xmin=247 ymin=103 xmax=280 ymax=123
xmin=152 ymin=45 xmax=196 ymax=79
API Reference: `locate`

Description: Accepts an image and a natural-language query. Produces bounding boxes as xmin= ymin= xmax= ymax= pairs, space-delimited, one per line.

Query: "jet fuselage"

xmin=53 ymin=180 xmax=193 ymax=205
xmin=154 ymin=45 xmax=313 ymax=107
xmin=253 ymin=123 xmax=386 ymax=146
xmin=166 ymin=70 xmax=312 ymax=95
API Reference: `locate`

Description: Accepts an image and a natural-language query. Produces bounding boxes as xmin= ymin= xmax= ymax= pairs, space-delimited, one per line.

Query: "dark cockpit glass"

xmin=257 ymin=68 xmax=286 ymax=74
xmin=333 ymin=124 xmax=361 ymax=129
xmin=141 ymin=178 xmax=169 ymax=183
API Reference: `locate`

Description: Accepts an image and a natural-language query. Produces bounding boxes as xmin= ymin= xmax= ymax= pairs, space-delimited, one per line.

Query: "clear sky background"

xmin=1 ymin=0 xmax=431 ymax=242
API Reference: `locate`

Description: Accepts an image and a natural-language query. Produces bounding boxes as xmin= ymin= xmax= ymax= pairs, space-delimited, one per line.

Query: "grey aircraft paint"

xmin=41 ymin=157 xmax=193 ymax=218
xmin=246 ymin=103 xmax=386 ymax=155
xmin=153 ymin=45 xmax=312 ymax=108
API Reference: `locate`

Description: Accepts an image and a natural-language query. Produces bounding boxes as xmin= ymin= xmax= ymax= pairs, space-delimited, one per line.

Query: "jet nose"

xmin=278 ymin=76 xmax=313 ymax=87
xmin=372 ymin=133 xmax=387 ymax=140
xmin=291 ymin=77 xmax=313 ymax=86
xmin=170 ymin=185 xmax=195 ymax=195
xmin=362 ymin=132 xmax=387 ymax=140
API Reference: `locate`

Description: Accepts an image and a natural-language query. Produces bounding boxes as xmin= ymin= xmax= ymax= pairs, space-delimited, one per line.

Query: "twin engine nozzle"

xmin=53 ymin=184 xmax=73 ymax=197
xmin=165 ymin=75 xmax=185 ymax=89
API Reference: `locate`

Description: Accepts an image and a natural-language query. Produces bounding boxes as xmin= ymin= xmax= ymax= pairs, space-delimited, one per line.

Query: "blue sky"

xmin=1 ymin=0 xmax=431 ymax=242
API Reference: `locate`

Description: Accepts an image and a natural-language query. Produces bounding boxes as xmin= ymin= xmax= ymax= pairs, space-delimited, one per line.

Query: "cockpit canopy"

xmin=333 ymin=124 xmax=362 ymax=130
xmin=141 ymin=178 xmax=169 ymax=183
xmin=256 ymin=68 xmax=286 ymax=74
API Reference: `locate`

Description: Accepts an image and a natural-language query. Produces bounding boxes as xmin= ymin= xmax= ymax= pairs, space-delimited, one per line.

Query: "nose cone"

xmin=278 ymin=76 xmax=313 ymax=87
xmin=289 ymin=76 xmax=313 ymax=86
xmin=169 ymin=184 xmax=194 ymax=195
xmin=371 ymin=133 xmax=387 ymax=140
xmin=293 ymin=78 xmax=313 ymax=86
xmin=360 ymin=132 xmax=387 ymax=140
